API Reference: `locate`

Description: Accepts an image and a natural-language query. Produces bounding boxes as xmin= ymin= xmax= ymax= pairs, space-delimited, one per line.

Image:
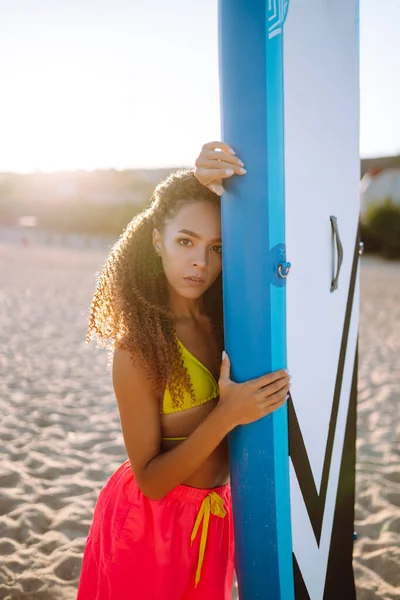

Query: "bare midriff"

xmin=160 ymin=397 xmax=230 ymax=489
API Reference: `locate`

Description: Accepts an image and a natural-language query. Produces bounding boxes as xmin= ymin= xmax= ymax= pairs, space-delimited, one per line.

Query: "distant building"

xmin=361 ymin=155 xmax=400 ymax=178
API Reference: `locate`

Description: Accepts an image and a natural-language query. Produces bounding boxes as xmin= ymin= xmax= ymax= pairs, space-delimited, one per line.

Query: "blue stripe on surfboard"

xmin=218 ymin=0 xmax=294 ymax=598
xmin=266 ymin=19 xmax=295 ymax=600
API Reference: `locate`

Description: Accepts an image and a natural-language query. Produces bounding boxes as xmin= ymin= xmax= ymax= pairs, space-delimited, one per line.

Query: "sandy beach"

xmin=0 ymin=240 xmax=399 ymax=600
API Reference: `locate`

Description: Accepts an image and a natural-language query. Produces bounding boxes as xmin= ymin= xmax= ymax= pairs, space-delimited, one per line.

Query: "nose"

xmin=192 ymin=249 xmax=208 ymax=271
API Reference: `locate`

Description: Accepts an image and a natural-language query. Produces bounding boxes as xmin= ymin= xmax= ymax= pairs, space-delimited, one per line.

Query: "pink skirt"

xmin=76 ymin=460 xmax=234 ymax=599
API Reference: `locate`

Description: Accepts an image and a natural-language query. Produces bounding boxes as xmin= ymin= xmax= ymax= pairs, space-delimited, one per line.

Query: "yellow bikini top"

xmin=162 ymin=338 xmax=219 ymax=415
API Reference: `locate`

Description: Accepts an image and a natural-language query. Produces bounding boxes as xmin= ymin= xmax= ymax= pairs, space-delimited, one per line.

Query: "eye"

xmin=211 ymin=245 xmax=222 ymax=254
xmin=178 ymin=237 xmax=192 ymax=247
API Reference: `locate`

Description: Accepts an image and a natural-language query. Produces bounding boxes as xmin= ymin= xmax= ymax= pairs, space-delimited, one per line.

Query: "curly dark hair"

xmin=86 ymin=168 xmax=224 ymax=409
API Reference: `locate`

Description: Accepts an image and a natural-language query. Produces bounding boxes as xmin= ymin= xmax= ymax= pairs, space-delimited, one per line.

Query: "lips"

xmin=184 ymin=275 xmax=205 ymax=283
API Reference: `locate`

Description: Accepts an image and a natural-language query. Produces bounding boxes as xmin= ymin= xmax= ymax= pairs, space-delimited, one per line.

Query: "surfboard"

xmin=218 ymin=1 xmax=360 ymax=598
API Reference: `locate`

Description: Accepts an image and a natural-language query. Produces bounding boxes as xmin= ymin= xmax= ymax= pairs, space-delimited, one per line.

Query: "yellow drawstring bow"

xmin=191 ymin=491 xmax=227 ymax=587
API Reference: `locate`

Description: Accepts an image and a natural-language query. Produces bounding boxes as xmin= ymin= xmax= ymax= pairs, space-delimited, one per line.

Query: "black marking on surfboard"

xmin=293 ymin=553 xmax=310 ymax=600
xmin=323 ymin=341 xmax=357 ymax=599
xmin=288 ymin=222 xmax=360 ymax=544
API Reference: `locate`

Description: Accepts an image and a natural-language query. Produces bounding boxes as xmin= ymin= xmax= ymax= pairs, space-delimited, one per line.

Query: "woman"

xmin=76 ymin=141 xmax=290 ymax=599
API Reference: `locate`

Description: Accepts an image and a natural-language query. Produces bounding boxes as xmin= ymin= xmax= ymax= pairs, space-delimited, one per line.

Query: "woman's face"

xmin=153 ymin=200 xmax=222 ymax=300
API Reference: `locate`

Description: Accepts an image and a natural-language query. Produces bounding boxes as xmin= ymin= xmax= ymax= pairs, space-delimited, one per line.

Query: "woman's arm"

xmin=112 ymin=347 xmax=231 ymax=500
xmin=112 ymin=348 xmax=289 ymax=500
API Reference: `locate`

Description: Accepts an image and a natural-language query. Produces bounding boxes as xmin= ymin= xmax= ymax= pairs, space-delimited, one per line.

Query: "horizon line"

xmin=1 ymin=152 xmax=399 ymax=177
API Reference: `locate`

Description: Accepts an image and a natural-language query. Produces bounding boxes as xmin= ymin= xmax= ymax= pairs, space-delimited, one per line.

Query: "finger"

xmin=255 ymin=383 xmax=288 ymax=405
xmin=199 ymin=150 xmax=244 ymax=167
xmin=264 ymin=386 xmax=290 ymax=407
xmin=251 ymin=368 xmax=289 ymax=390
xmin=219 ymin=351 xmax=231 ymax=382
xmin=195 ymin=167 xmax=239 ymax=182
xmin=201 ymin=141 xmax=236 ymax=155
xmin=209 ymin=183 xmax=225 ymax=196
xmin=256 ymin=376 xmax=290 ymax=399
xmin=195 ymin=159 xmax=246 ymax=175
xmin=262 ymin=391 xmax=289 ymax=415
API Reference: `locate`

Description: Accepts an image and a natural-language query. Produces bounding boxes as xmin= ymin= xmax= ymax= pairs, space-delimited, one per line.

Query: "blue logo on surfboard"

xmin=268 ymin=0 xmax=290 ymax=39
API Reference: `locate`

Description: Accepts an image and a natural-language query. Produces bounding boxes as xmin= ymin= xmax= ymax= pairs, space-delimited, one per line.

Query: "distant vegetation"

xmin=0 ymin=168 xmax=176 ymax=236
xmin=361 ymin=199 xmax=400 ymax=260
xmin=1 ymin=159 xmax=399 ymax=259
xmin=19 ymin=199 xmax=148 ymax=237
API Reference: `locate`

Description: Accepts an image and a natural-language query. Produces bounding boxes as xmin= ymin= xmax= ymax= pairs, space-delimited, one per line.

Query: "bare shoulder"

xmin=112 ymin=345 xmax=134 ymax=372
xmin=112 ymin=346 xmax=133 ymax=384
xmin=112 ymin=346 xmax=153 ymax=395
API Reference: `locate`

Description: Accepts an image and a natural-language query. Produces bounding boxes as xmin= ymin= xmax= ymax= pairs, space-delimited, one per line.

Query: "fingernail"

xmin=225 ymin=169 xmax=234 ymax=176
xmin=229 ymin=148 xmax=235 ymax=155
xmin=239 ymin=168 xmax=247 ymax=174
xmin=222 ymin=351 xmax=227 ymax=360
xmin=238 ymin=160 xmax=244 ymax=167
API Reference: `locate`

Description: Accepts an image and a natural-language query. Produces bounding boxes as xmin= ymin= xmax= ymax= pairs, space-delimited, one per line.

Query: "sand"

xmin=0 ymin=239 xmax=399 ymax=600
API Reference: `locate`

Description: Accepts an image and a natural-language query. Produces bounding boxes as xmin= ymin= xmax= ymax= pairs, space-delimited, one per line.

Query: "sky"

xmin=0 ymin=0 xmax=399 ymax=173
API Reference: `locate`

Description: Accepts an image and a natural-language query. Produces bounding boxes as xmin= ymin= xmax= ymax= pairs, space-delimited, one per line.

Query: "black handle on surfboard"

xmin=330 ymin=216 xmax=343 ymax=292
